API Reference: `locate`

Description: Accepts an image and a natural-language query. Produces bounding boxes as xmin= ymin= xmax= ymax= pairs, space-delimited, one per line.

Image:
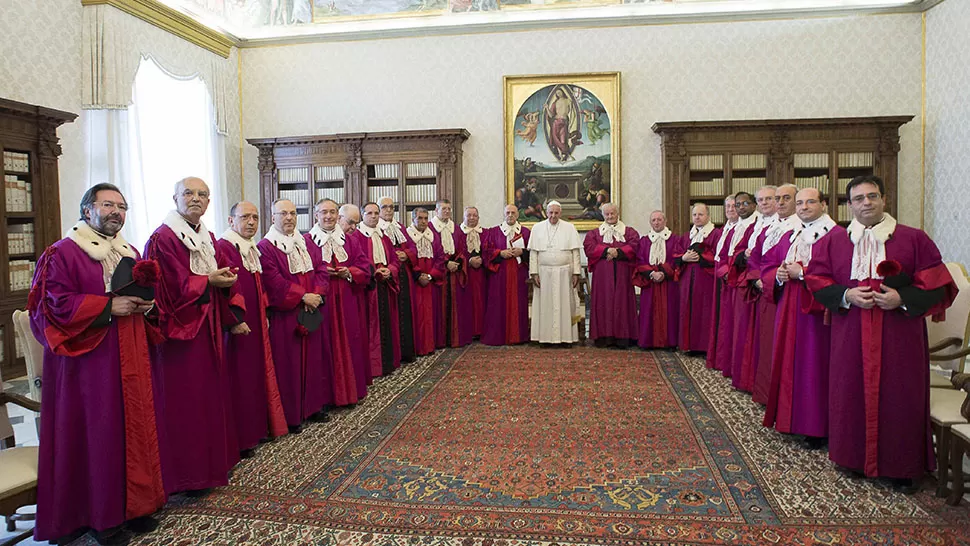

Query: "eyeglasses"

xmin=94 ymin=201 xmax=129 ymax=212
xmin=850 ymin=193 xmax=882 ymax=204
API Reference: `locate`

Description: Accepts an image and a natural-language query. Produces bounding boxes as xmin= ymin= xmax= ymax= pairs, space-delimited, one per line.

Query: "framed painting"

xmin=504 ymin=72 xmax=620 ymax=231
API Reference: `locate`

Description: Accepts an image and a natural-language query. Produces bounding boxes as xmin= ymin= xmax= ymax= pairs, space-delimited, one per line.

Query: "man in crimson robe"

xmin=378 ymin=196 xmax=415 ymax=363
xmin=761 ymin=188 xmax=840 ymax=449
xmin=634 ymin=210 xmax=680 ymax=349
xmin=713 ymin=191 xmax=757 ymax=377
xmin=674 ymin=203 xmax=719 ymax=353
xmin=431 ymin=199 xmax=472 ymax=348
xmin=257 ymin=199 xmax=332 ymax=433
xmin=355 ymin=202 xmax=401 ymax=375
xmin=308 ymin=199 xmax=369 ymax=402
xmin=406 ymin=207 xmax=446 ymax=355
xmin=29 ymin=183 xmax=165 ymax=545
xmin=706 ymin=195 xmax=738 ymax=370
xmin=460 ymin=206 xmax=486 ymax=339
xmin=481 ymin=204 xmax=531 ymax=346
xmin=584 ymin=202 xmax=640 ymax=348
xmin=145 ymin=177 xmax=240 ymax=496
xmin=807 ymin=175 xmax=956 ymax=492
xmin=216 ymin=201 xmax=288 ymax=451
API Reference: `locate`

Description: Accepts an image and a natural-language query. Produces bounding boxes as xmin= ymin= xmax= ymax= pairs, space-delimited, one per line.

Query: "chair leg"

xmin=6 ymin=514 xmax=15 ymax=532
xmin=947 ymin=438 xmax=966 ymax=505
xmin=937 ymin=426 xmax=951 ymax=498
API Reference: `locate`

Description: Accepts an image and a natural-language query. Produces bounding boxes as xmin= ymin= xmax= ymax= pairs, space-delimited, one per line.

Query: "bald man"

xmin=481 ymin=204 xmax=531 ymax=346
xmin=634 ymin=210 xmax=680 ymax=349
xmin=145 ymin=176 xmax=239 ymax=495
xmin=583 ymin=202 xmax=640 ymax=348
xmin=675 ymin=203 xmax=720 ymax=353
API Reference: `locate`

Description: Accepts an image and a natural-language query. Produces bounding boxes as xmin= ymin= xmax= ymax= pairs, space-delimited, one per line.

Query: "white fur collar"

xmin=431 ymin=216 xmax=456 ymax=255
xmin=220 ymin=228 xmax=262 ymax=273
xmin=378 ymin=218 xmax=407 ymax=246
xmin=263 ymin=224 xmax=313 ymax=274
xmin=689 ymin=221 xmax=715 ymax=244
xmin=66 ymin=221 xmax=136 ymax=262
xmin=598 ymin=221 xmax=627 ymax=243
xmin=162 ymin=210 xmax=218 ymax=275
xmin=848 ymin=214 xmax=897 ymax=281
xmin=407 ymin=225 xmax=435 ymax=259
xmin=308 ymin=224 xmax=349 ymax=263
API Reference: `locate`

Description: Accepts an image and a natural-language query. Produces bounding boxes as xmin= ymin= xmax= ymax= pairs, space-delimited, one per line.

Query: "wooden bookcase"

xmin=653 ymin=117 xmax=913 ymax=233
xmin=0 ymin=98 xmax=76 ymax=379
xmin=248 ymin=129 xmax=469 ymax=233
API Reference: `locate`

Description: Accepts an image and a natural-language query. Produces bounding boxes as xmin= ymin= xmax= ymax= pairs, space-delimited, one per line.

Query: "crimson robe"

xmin=675 ymin=228 xmax=720 ymax=352
xmin=465 ymin=236 xmax=487 ymax=338
xmin=386 ymin=233 xmax=416 ymax=363
xmin=584 ymin=227 xmax=640 ymax=345
xmin=731 ymin=223 xmax=771 ymax=391
xmin=404 ymin=229 xmax=446 ymax=355
xmin=144 ymin=226 xmax=239 ymax=494
xmin=807 ymin=224 xmax=957 ymax=479
xmin=432 ymin=224 xmax=473 ymax=348
xmin=723 ymin=220 xmax=758 ymax=379
xmin=761 ymin=227 xmax=843 ymax=437
xmin=256 ymin=239 xmax=332 ymax=425
xmin=634 ymin=234 xmax=681 ymax=349
xmin=481 ymin=225 xmax=531 ymax=346
xmin=306 ymin=232 xmax=369 ymax=403
xmin=351 ymin=229 xmax=401 ymax=376
xmin=28 ymin=240 xmax=165 ymax=541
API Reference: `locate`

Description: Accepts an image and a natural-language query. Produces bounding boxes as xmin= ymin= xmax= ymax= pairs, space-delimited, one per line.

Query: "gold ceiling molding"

xmin=80 ymin=0 xmax=236 ymax=58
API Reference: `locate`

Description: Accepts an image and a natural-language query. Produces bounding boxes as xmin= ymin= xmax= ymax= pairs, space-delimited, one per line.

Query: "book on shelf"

xmin=688 ymin=154 xmax=723 ymax=171
xmin=8 ymin=259 xmax=36 ymax=291
xmin=794 ymin=175 xmax=830 ymax=194
xmin=731 ymin=177 xmax=766 ymax=196
xmin=277 ymin=189 xmax=312 ymax=208
xmin=2 ymin=151 xmax=30 ymax=173
xmin=6 ymin=223 xmax=34 ymax=255
xmin=793 ymin=153 xmax=829 ymax=169
xmin=708 ymin=204 xmax=726 ymax=224
xmin=405 ymin=184 xmax=436 ymax=203
xmin=367 ymin=185 xmax=399 ymax=203
xmin=297 ymin=213 xmax=312 ymax=232
xmin=837 ymin=202 xmax=851 ymax=223
xmin=731 ymin=154 xmax=766 ymax=170
xmin=689 ymin=178 xmax=724 ymax=197
xmin=278 ymin=167 xmax=309 ymax=184
xmin=314 ymin=187 xmax=345 ymax=204
xmin=315 ymin=165 xmax=345 ymax=182
xmin=372 ymin=163 xmax=401 ymax=180
xmin=4 ymin=177 xmax=32 ymax=212
xmin=838 ymin=152 xmax=874 ymax=169
xmin=405 ymin=162 xmax=437 ymax=179
xmin=837 ymin=177 xmax=852 ymax=196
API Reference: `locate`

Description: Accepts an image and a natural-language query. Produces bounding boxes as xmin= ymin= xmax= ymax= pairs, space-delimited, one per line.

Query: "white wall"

xmin=926 ymin=0 xmax=970 ymax=266
xmin=240 ymin=13 xmax=924 ymax=234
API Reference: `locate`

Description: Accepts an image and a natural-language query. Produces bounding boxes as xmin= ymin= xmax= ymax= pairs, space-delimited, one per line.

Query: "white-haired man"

xmin=527 ymin=200 xmax=583 ymax=345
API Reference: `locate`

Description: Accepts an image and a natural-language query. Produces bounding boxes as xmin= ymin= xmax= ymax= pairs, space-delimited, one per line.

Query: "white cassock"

xmin=527 ymin=218 xmax=583 ymax=343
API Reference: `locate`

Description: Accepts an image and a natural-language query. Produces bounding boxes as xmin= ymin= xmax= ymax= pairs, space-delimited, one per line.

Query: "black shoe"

xmin=184 ymin=488 xmax=211 ymax=498
xmin=891 ymin=478 xmax=920 ymax=495
xmin=53 ymin=527 xmax=89 ymax=545
xmin=309 ymin=411 xmax=331 ymax=423
xmin=802 ymin=436 xmax=828 ymax=450
xmin=240 ymin=448 xmax=255 ymax=459
xmin=126 ymin=516 xmax=158 ymax=534
xmin=90 ymin=527 xmax=130 ymax=546
xmin=288 ymin=424 xmax=303 ymax=434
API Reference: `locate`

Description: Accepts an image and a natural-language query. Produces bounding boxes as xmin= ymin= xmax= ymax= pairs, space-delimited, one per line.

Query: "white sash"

xmin=358 ymin=224 xmax=388 ymax=266
xmin=407 ymin=225 xmax=435 ymax=259
xmin=220 ymin=228 xmax=262 ymax=273
xmin=847 ymin=214 xmax=897 ymax=281
xmin=647 ymin=228 xmax=671 ymax=265
xmin=431 ymin=216 xmax=456 ymax=255
xmin=263 ymin=224 xmax=313 ymax=274
xmin=162 ymin=210 xmax=218 ymax=276
xmin=308 ymin=224 xmax=349 ymax=264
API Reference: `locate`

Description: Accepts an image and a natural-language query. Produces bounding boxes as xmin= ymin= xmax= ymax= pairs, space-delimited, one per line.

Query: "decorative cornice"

xmin=81 ymin=0 xmax=235 ymax=58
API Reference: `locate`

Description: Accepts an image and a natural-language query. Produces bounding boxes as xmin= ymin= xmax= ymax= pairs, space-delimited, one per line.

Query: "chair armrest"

xmin=931 ymin=347 xmax=970 ymax=363
xmin=0 ymin=392 xmax=41 ymax=413
xmin=930 ymin=337 xmax=963 ymax=354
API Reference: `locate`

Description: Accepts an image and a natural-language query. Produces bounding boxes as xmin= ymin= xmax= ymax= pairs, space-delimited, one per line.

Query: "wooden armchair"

xmin=946 ymin=372 xmax=970 ymax=505
xmin=0 ymin=391 xmax=40 ymax=545
xmin=927 ymin=263 xmax=970 ymax=388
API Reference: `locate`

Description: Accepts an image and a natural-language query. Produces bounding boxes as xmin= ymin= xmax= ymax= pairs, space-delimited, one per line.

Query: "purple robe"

xmin=707 ymin=225 xmax=734 ymax=370
xmin=144 ymin=225 xmax=238 ymax=494
xmin=257 ymin=239 xmax=331 ymax=426
xmin=676 ymin=227 xmax=720 ymax=352
xmin=731 ymin=224 xmax=771 ymax=390
xmin=584 ymin=226 xmax=640 ymax=344
xmin=351 ymin=228 xmax=402 ymax=376
xmin=432 ymin=223 xmax=473 ymax=348
xmin=722 ymin=220 xmax=758 ymax=379
xmin=481 ymin=225 xmax=531 ymax=346
xmin=806 ymin=224 xmax=957 ymax=479
xmin=405 ymin=229 xmax=446 ymax=355
xmin=28 ymin=239 xmax=165 ymax=541
xmin=634 ymin=234 xmax=680 ymax=349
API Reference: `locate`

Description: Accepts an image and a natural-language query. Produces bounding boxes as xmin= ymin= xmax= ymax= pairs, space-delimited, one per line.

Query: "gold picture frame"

xmin=504 ymin=72 xmax=620 ymax=231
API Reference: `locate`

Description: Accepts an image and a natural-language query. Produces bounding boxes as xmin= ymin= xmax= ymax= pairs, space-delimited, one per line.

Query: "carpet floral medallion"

xmin=119 ymin=346 xmax=970 ymax=546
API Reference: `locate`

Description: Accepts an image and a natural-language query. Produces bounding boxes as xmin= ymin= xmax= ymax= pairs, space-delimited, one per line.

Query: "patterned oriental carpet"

xmin=122 ymin=346 xmax=970 ymax=546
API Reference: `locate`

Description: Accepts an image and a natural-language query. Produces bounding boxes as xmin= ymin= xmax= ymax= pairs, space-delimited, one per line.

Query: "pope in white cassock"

xmin=528 ymin=200 xmax=583 ymax=344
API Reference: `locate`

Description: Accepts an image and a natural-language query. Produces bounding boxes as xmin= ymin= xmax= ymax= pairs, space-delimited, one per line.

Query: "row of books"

xmin=4 ymin=177 xmax=32 ymax=212
xmin=794 ymin=153 xmax=829 ymax=169
xmin=405 ymin=184 xmax=437 ymax=204
xmin=732 ymin=177 xmax=767 ymax=195
xmin=314 ymin=165 xmax=345 ymax=182
xmin=3 ymin=151 xmax=29 ymax=173
xmin=708 ymin=204 xmax=726 ymax=225
xmin=278 ymin=167 xmax=309 ymax=184
xmin=837 ymin=177 xmax=853 ymax=195
xmin=9 ymin=259 xmax=36 ymax=291
xmin=839 ymin=152 xmax=874 ymax=168
xmin=278 ymin=189 xmax=312 ymax=208
xmin=689 ymin=178 xmax=724 ymax=197
xmin=406 ymin=162 xmax=437 ymax=178
xmin=368 ymin=185 xmax=398 ymax=202
xmin=314 ymin=187 xmax=345 ymax=203
xmin=837 ymin=202 xmax=852 ymax=222
xmin=732 ymin=154 xmax=766 ymax=170
xmin=689 ymin=155 xmax=723 ymax=171
xmin=297 ymin=214 xmax=312 ymax=232
xmin=795 ymin=175 xmax=830 ymax=194
xmin=7 ymin=223 xmax=34 ymax=255
xmin=371 ymin=163 xmax=400 ymax=179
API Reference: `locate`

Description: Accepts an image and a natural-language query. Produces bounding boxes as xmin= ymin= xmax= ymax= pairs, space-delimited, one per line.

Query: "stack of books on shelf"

xmin=795 ymin=175 xmax=830 ymax=194
xmin=732 ymin=177 xmax=766 ymax=195
xmin=297 ymin=214 xmax=311 ymax=232
xmin=793 ymin=153 xmax=829 ymax=169
xmin=708 ymin=204 xmax=726 ymax=224
xmin=405 ymin=162 xmax=437 ymax=179
xmin=278 ymin=189 xmax=311 ymax=207
xmin=7 ymin=223 xmax=34 ymax=254
xmin=8 ymin=259 xmax=36 ymax=291
xmin=278 ymin=167 xmax=309 ymax=184
xmin=368 ymin=185 xmax=399 ymax=202
xmin=3 ymin=151 xmax=29 ymax=172
xmin=314 ymin=187 xmax=345 ymax=203
xmin=731 ymin=154 xmax=766 ymax=170
xmin=837 ymin=177 xmax=853 ymax=195
xmin=689 ymin=178 xmax=724 ymax=197
xmin=837 ymin=202 xmax=852 ymax=222
xmin=315 ymin=165 xmax=345 ymax=182
xmin=405 ymin=184 xmax=436 ymax=203
xmin=372 ymin=164 xmax=400 ymax=179
xmin=838 ymin=152 xmax=874 ymax=168
xmin=689 ymin=155 xmax=723 ymax=171
xmin=4 ymin=177 xmax=32 ymax=212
